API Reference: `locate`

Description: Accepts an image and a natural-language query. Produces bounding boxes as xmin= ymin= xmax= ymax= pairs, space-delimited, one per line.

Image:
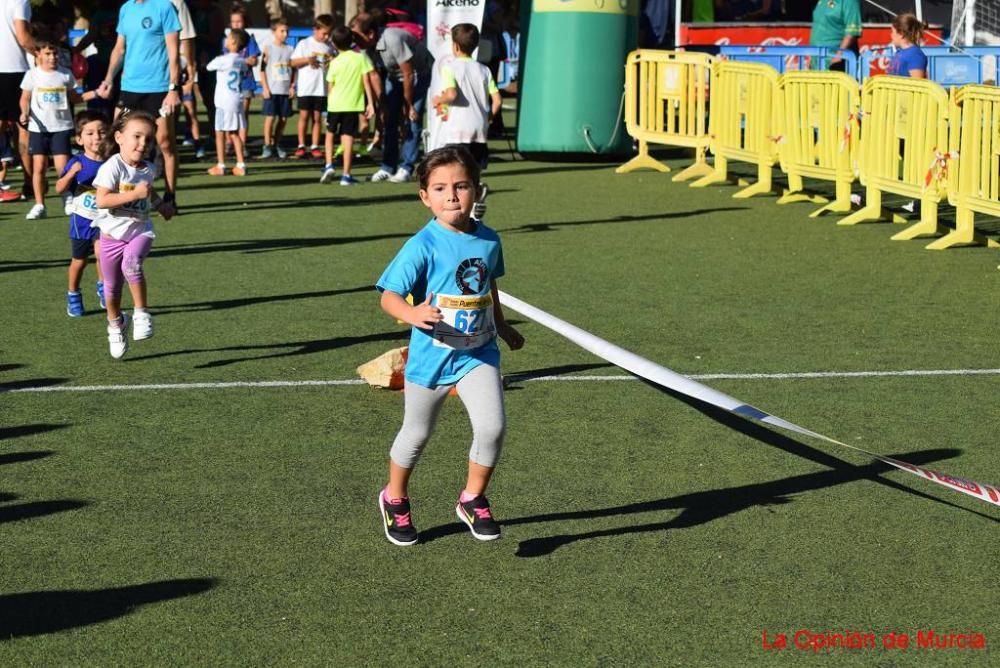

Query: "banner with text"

xmin=427 ymin=0 xmax=487 ymax=59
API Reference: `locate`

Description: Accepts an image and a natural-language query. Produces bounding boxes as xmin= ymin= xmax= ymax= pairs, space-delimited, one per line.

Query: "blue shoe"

xmin=96 ymin=281 xmax=106 ymax=309
xmin=340 ymin=174 xmax=360 ymax=186
xmin=67 ymin=291 xmax=84 ymax=317
xmin=319 ymin=165 xmax=336 ymax=184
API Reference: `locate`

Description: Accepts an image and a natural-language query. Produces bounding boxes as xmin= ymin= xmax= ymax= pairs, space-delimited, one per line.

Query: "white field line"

xmin=4 ymin=368 xmax=1000 ymax=394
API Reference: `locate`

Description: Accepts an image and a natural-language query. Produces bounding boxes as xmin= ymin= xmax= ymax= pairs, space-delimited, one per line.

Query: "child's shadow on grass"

xmin=421 ymin=383 xmax=996 ymax=554
xmin=499 ymin=207 xmax=750 ymax=233
xmin=154 ymin=285 xmax=372 ymax=314
xmin=0 ymin=578 xmax=216 ymax=638
xmin=150 ymin=232 xmax=413 ymax=258
xmin=0 ymin=377 xmax=69 ymax=393
xmin=177 ymin=192 xmax=417 ymax=215
xmin=128 ymin=329 xmax=409 ymax=368
xmin=0 ymin=258 xmax=66 ymax=274
xmin=0 ymin=426 xmax=87 ymax=526
xmin=420 ymin=445 xmax=982 ymax=556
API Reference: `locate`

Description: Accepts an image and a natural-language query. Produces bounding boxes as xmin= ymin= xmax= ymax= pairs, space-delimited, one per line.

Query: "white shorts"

xmin=214 ymin=108 xmax=247 ymax=132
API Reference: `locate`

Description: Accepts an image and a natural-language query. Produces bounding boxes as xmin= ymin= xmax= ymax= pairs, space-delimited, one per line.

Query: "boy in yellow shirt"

xmin=319 ymin=27 xmax=375 ymax=186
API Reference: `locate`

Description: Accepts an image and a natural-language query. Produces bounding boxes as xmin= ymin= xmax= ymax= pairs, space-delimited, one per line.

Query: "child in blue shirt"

xmin=888 ymin=13 xmax=928 ymax=78
xmin=226 ymin=5 xmax=260 ymax=147
xmin=55 ymin=110 xmax=107 ymax=317
xmin=375 ymin=145 xmax=524 ymax=547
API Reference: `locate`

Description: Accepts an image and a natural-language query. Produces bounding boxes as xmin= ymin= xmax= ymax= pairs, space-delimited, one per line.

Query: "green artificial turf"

xmin=1 ymin=112 xmax=998 ymax=665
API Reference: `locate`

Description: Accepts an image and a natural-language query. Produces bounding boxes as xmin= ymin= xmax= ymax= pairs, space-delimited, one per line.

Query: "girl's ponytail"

xmin=892 ymin=13 xmax=926 ymax=45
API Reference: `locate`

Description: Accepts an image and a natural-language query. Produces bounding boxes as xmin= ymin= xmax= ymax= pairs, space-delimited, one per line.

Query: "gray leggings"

xmin=389 ymin=363 xmax=506 ymax=469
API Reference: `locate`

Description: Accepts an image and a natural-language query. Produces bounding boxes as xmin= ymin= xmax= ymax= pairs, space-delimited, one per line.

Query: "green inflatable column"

xmin=517 ymin=0 xmax=638 ymax=157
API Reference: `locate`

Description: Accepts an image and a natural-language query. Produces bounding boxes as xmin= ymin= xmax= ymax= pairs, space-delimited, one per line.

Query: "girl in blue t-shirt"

xmin=375 ymin=146 xmax=524 ymax=547
xmin=55 ymin=111 xmax=108 ymax=317
xmin=888 ymin=13 xmax=928 ymax=78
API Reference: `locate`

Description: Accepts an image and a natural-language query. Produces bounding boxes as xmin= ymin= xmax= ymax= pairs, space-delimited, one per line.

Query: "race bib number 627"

xmin=432 ymin=293 xmax=495 ymax=349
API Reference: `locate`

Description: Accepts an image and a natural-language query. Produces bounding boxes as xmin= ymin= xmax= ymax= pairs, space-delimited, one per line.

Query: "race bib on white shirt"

xmin=115 ymin=182 xmax=150 ymax=218
xmin=432 ymin=293 xmax=496 ymax=349
xmin=73 ymin=188 xmax=98 ymax=218
xmin=272 ymin=62 xmax=291 ymax=81
xmin=37 ymin=86 xmax=68 ymax=111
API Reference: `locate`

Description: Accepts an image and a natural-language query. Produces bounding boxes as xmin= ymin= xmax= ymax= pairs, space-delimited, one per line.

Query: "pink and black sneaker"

xmin=456 ymin=494 xmax=501 ymax=541
xmin=378 ymin=490 xmax=418 ymax=546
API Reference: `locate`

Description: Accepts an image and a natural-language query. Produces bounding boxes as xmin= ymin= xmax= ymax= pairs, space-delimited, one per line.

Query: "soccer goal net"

xmin=952 ymin=0 xmax=1000 ymax=46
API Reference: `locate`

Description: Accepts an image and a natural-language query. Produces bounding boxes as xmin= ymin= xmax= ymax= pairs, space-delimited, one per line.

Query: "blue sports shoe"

xmin=339 ymin=175 xmax=360 ymax=186
xmin=67 ymin=291 xmax=84 ymax=317
xmin=96 ymin=281 xmax=106 ymax=309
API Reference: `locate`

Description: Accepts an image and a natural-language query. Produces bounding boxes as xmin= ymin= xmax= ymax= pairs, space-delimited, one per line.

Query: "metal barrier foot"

xmin=892 ymin=221 xmax=944 ymax=240
xmin=733 ymin=179 xmax=780 ymax=199
xmin=925 ymin=230 xmax=999 ymax=250
xmin=837 ymin=204 xmax=904 ymax=226
xmin=671 ymin=160 xmax=714 ymax=182
xmin=777 ymin=189 xmax=829 ymax=205
xmin=809 ymin=197 xmax=854 ymax=218
xmin=924 ymin=210 xmax=1000 ymax=250
xmin=616 ymin=152 xmax=671 ymax=174
xmin=689 ymin=168 xmax=732 ymax=189
xmin=891 ymin=203 xmax=944 ymax=240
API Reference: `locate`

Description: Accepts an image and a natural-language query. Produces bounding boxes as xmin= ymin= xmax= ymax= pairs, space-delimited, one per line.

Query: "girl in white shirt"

xmin=93 ymin=111 xmax=175 ymax=359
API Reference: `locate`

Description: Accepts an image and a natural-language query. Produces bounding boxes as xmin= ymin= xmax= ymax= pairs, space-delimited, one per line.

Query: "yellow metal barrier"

xmin=617 ymin=50 xmax=714 ymax=182
xmin=690 ymin=60 xmax=781 ymax=198
xmin=931 ymin=84 xmax=1000 ymax=250
xmin=837 ymin=75 xmax=951 ymax=238
xmin=773 ymin=71 xmax=860 ymax=217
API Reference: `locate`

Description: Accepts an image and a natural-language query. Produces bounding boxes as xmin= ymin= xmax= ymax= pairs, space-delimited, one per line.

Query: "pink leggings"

xmin=99 ymin=234 xmax=153 ymax=298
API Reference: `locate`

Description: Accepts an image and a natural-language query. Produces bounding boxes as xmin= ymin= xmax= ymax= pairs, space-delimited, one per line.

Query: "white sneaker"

xmin=369 ymin=168 xmax=393 ymax=182
xmin=62 ymin=192 xmax=73 ymax=216
xmin=25 ymin=203 xmax=46 ymax=220
xmin=107 ymin=314 xmax=130 ymax=359
xmin=388 ymin=167 xmax=411 ymax=183
xmin=132 ymin=310 xmax=153 ymax=340
xmin=319 ymin=166 xmax=336 ymax=184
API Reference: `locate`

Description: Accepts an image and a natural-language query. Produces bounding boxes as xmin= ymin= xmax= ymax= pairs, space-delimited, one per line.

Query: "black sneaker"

xmin=378 ymin=491 xmax=418 ymax=546
xmin=456 ymin=495 xmax=501 ymax=541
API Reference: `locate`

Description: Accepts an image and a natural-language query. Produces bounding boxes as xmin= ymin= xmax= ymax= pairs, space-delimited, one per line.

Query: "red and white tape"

xmin=498 ymin=291 xmax=1000 ymax=509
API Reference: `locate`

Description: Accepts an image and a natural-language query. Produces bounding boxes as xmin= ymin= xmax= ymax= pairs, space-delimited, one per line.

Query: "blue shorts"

xmin=28 ymin=130 xmax=72 ymax=156
xmin=71 ymin=236 xmax=96 ymax=259
xmin=262 ymin=94 xmax=291 ymax=118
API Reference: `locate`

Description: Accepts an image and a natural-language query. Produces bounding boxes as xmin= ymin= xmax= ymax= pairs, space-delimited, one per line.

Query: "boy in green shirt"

xmin=319 ymin=27 xmax=375 ymax=186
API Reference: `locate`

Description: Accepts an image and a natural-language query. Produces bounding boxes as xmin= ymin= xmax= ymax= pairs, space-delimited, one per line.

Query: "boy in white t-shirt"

xmin=290 ymin=14 xmax=334 ymax=159
xmin=431 ymin=24 xmax=502 ymax=171
xmin=260 ymin=18 xmax=294 ymax=159
xmin=18 ymin=36 xmax=97 ymax=219
xmin=205 ymin=29 xmax=249 ymax=176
